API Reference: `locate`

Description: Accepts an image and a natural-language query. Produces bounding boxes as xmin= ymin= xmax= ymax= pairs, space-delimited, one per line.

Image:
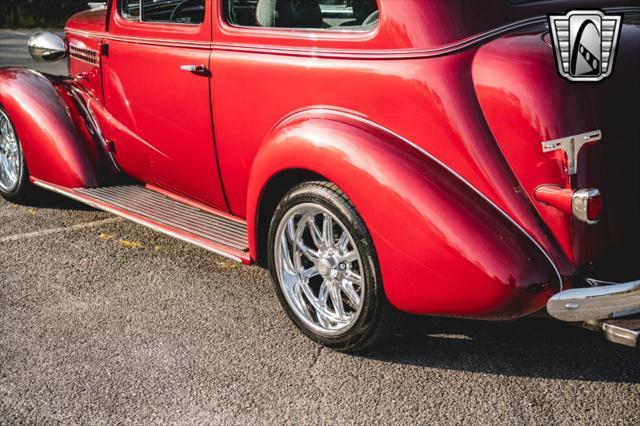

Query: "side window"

xmin=121 ymin=0 xmax=205 ymax=24
xmin=121 ymin=0 xmax=141 ymax=19
xmin=225 ymin=0 xmax=379 ymax=31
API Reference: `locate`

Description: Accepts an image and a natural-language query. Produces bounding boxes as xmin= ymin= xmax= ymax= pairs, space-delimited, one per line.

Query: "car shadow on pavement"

xmin=13 ymin=191 xmax=639 ymax=384
xmin=360 ymin=316 xmax=640 ymax=383
xmin=19 ymin=189 xmax=95 ymax=211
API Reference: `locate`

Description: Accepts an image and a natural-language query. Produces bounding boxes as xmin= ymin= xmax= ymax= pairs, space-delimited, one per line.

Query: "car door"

xmin=102 ymin=0 xmax=227 ymax=210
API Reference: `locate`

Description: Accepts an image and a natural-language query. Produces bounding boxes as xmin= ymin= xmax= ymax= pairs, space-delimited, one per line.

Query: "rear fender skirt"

xmin=248 ymin=109 xmax=561 ymax=319
xmin=0 ymin=68 xmax=110 ymax=188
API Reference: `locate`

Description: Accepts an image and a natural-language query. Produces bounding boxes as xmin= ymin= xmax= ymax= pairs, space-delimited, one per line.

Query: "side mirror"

xmin=28 ymin=32 xmax=68 ymax=62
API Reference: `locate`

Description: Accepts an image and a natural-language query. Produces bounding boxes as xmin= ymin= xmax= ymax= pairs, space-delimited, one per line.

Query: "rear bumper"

xmin=547 ymin=279 xmax=640 ymax=322
xmin=547 ymin=279 xmax=640 ymax=347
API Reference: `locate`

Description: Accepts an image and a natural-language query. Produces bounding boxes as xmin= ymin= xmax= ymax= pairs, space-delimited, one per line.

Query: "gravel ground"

xmin=1 ymin=29 xmax=639 ymax=425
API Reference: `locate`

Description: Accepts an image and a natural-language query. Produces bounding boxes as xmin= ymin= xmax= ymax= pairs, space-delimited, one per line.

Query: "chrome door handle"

xmin=180 ymin=64 xmax=208 ymax=75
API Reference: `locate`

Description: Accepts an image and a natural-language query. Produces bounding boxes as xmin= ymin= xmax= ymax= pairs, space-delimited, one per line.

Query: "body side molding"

xmin=66 ymin=7 xmax=639 ymax=60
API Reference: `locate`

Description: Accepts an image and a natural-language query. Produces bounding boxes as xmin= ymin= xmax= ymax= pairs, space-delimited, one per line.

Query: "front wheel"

xmin=0 ymin=107 xmax=33 ymax=202
xmin=268 ymin=181 xmax=397 ymax=352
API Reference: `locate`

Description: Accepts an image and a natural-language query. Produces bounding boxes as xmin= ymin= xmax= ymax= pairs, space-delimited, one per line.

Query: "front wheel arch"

xmin=0 ymin=68 xmax=99 ymax=188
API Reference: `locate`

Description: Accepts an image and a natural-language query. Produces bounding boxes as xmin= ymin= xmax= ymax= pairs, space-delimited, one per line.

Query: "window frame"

xmin=119 ymin=0 xmax=206 ymax=26
xmin=220 ymin=0 xmax=381 ymax=37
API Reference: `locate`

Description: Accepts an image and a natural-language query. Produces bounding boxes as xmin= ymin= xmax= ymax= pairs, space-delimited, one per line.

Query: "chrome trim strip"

xmin=69 ymin=55 xmax=98 ymax=66
xmin=32 ymin=180 xmax=246 ymax=263
xmin=65 ymin=7 xmax=639 ymax=59
xmin=280 ymin=108 xmax=563 ymax=289
xmin=69 ymin=45 xmax=99 ymax=66
xmin=572 ymin=188 xmax=600 ymax=225
xmin=548 ymin=280 xmax=640 ymax=322
xmin=75 ymin=185 xmax=249 ymax=249
xmin=66 ymin=85 xmax=121 ymax=173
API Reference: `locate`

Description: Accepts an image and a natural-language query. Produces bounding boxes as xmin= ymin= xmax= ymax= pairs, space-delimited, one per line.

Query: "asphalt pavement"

xmin=0 ymin=30 xmax=68 ymax=75
xmin=1 ymin=29 xmax=639 ymax=425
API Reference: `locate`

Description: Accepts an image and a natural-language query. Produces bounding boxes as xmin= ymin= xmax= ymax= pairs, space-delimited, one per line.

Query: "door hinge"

xmin=100 ymin=43 xmax=109 ymax=57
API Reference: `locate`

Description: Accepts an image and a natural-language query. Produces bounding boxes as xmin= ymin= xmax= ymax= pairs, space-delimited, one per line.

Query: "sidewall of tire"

xmin=0 ymin=106 xmax=30 ymax=201
xmin=268 ymin=182 xmax=390 ymax=352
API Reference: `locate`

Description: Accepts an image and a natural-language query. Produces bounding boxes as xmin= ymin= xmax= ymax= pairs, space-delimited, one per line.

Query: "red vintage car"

xmin=1 ymin=0 xmax=639 ymax=351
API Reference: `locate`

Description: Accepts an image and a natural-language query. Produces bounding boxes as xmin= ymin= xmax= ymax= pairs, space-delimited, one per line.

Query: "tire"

xmin=268 ymin=181 xmax=398 ymax=352
xmin=0 ymin=106 xmax=34 ymax=203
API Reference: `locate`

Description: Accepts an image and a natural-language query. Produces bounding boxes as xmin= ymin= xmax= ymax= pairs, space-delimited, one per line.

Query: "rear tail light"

xmin=534 ymin=186 xmax=602 ymax=225
xmin=572 ymin=188 xmax=602 ymax=224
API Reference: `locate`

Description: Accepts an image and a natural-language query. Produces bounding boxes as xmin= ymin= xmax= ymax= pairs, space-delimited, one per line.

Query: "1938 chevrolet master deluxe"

xmin=1 ymin=0 xmax=639 ymax=351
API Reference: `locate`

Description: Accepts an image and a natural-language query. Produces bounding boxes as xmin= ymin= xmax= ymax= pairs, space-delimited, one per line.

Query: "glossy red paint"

xmin=101 ymin=4 xmax=228 ymax=209
xmin=534 ymin=186 xmax=574 ymax=216
xmin=473 ymin=20 xmax=640 ymax=267
xmin=534 ymin=186 xmax=604 ymax=225
xmin=246 ymin=110 xmax=558 ymax=318
xmin=3 ymin=1 xmax=639 ymax=320
xmin=0 ymin=69 xmax=98 ymax=188
xmin=208 ymin=1 xmax=572 ymax=277
xmin=66 ymin=8 xmax=111 ymax=33
xmin=66 ymin=10 xmax=105 ymax=102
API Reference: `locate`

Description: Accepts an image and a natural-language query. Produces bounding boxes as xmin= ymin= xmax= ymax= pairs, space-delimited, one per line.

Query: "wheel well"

xmin=255 ymin=169 xmax=325 ymax=267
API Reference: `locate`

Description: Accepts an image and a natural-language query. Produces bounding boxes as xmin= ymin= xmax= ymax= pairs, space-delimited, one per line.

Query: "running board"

xmin=33 ymin=180 xmax=251 ymax=264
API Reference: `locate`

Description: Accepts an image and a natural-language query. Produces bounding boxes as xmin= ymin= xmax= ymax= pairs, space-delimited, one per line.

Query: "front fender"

xmin=248 ymin=110 xmax=560 ymax=319
xmin=0 ymin=68 xmax=99 ymax=188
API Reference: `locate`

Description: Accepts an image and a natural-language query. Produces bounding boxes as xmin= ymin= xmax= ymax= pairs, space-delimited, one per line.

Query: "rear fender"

xmin=248 ymin=109 xmax=561 ymax=319
xmin=0 ymin=68 xmax=109 ymax=188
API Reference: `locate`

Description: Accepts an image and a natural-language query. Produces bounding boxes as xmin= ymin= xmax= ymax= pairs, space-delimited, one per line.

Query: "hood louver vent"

xmin=69 ymin=45 xmax=98 ymax=65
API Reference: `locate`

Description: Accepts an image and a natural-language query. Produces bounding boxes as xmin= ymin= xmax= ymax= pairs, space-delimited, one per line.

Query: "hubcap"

xmin=275 ymin=203 xmax=365 ymax=336
xmin=0 ymin=110 xmax=21 ymax=193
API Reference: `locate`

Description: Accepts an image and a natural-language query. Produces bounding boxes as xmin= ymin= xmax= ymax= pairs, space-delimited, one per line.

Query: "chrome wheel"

xmin=274 ymin=203 xmax=365 ymax=336
xmin=0 ymin=109 xmax=21 ymax=193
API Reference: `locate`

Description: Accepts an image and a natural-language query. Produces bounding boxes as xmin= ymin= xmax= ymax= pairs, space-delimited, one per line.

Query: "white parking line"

xmin=0 ymin=218 xmax=122 ymax=243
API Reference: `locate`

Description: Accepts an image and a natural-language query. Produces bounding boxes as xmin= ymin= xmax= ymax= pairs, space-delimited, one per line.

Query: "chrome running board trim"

xmin=75 ymin=186 xmax=248 ymax=251
xmin=33 ymin=180 xmax=250 ymax=263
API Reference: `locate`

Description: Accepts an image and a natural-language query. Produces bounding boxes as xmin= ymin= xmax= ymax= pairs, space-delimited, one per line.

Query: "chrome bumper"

xmin=547 ymin=279 xmax=640 ymax=322
xmin=547 ymin=279 xmax=640 ymax=347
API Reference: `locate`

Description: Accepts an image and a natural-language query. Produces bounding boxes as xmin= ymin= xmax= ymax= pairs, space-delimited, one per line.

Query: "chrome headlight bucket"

xmin=28 ymin=32 xmax=68 ymax=62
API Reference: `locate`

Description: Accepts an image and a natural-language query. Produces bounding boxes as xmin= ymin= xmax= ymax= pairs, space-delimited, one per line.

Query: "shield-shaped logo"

xmin=549 ymin=10 xmax=622 ymax=82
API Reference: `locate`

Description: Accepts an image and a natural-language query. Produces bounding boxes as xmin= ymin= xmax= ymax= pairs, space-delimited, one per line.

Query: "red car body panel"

xmin=2 ymin=0 xmax=639 ymax=319
xmin=473 ymin=32 xmax=600 ymax=267
xmin=208 ymin=39 xmax=573 ymax=271
xmin=0 ymin=69 xmax=99 ymax=188
xmin=246 ymin=110 xmax=558 ymax=318
xmin=473 ymin=22 xmax=640 ymax=270
xmin=99 ymin=9 xmax=228 ymax=209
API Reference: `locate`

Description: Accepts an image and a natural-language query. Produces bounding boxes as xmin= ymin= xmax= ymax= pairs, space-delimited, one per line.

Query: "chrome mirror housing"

xmin=28 ymin=32 xmax=68 ymax=62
